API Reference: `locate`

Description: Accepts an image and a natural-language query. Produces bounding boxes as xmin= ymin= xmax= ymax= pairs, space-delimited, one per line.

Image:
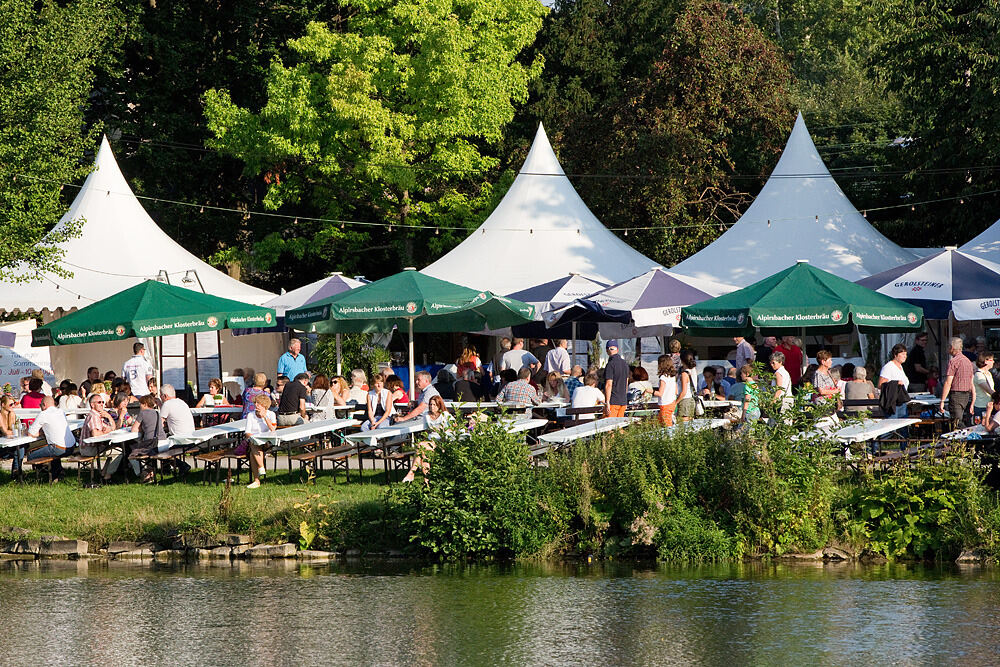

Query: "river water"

xmin=0 ymin=559 xmax=997 ymax=665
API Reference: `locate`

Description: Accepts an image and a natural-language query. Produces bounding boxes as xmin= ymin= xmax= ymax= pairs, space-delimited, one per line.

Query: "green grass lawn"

xmin=0 ymin=465 xmax=392 ymax=548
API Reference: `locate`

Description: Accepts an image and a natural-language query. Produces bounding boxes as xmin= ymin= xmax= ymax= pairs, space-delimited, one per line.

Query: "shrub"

xmin=387 ymin=416 xmax=567 ymax=560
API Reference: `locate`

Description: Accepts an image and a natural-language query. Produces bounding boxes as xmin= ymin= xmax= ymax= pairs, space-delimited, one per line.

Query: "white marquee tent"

xmin=671 ymin=113 xmax=917 ymax=287
xmin=0 ymin=136 xmax=274 ymax=313
xmin=0 ymin=136 xmax=278 ymax=385
xmin=422 ymin=124 xmax=660 ymax=295
xmin=960 ymin=216 xmax=1000 ymax=263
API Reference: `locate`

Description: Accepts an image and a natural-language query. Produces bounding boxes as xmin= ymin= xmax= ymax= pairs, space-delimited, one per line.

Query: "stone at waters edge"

xmin=39 ymin=539 xmax=88 ymax=557
xmin=956 ymin=548 xmax=989 ymax=563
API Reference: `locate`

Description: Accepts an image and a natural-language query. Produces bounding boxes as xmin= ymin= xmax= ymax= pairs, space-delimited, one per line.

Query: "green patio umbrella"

xmin=32 ymin=280 xmax=276 ymax=346
xmin=680 ymin=261 xmax=923 ymax=337
xmin=286 ymin=268 xmax=535 ymax=398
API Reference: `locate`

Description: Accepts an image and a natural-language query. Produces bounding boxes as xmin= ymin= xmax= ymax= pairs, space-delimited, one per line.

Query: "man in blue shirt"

xmin=277 ymin=338 xmax=308 ymax=379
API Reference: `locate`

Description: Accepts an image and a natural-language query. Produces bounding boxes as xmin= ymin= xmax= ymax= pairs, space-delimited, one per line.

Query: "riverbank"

xmin=4 ymin=413 xmax=1000 ymax=564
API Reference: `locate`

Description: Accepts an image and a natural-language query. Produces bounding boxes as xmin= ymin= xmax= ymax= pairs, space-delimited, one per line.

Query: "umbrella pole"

xmin=408 ymin=318 xmax=416 ymax=401
xmin=335 ymin=333 xmax=342 ymax=377
xmin=571 ymin=321 xmax=577 ymax=368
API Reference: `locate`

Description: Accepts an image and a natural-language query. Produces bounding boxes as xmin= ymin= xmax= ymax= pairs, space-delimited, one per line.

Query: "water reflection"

xmin=0 ymin=559 xmax=997 ymax=665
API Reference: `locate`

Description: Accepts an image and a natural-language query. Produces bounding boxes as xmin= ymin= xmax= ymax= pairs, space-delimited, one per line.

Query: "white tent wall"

xmin=219 ymin=329 xmax=286 ymax=383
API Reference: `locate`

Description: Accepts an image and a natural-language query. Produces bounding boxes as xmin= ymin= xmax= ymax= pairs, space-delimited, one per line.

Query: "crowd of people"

xmin=3 ymin=330 xmax=996 ymax=485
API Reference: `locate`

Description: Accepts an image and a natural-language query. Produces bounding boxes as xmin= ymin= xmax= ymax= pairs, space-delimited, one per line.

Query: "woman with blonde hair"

xmin=456 ymin=346 xmax=481 ymax=377
xmin=541 ymin=371 xmax=570 ymax=402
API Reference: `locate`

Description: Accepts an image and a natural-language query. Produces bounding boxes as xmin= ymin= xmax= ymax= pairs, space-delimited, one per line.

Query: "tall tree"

xmin=871 ymin=0 xmax=1000 ymax=246
xmin=0 ymin=0 xmax=122 ymax=281
xmin=530 ymin=0 xmax=793 ymax=266
xmin=90 ymin=0 xmax=344 ymax=291
xmin=203 ymin=0 xmax=546 ymax=278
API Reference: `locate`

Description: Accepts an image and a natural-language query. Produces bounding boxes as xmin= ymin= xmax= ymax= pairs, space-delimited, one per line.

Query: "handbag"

xmin=694 ymin=395 xmax=706 ymax=417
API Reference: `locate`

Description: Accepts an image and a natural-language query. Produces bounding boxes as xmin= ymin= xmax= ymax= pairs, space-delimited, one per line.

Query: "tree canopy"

xmin=203 ymin=0 xmax=547 ymax=276
xmin=0 ymin=0 xmax=121 ymax=280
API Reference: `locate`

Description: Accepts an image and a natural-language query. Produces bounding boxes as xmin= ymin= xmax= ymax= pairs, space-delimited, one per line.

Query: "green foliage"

xmin=530 ymin=0 xmax=793 ymax=266
xmin=313 ymin=333 xmax=393 ymax=380
xmin=91 ymin=0 xmax=345 ymax=292
xmin=388 ymin=416 xmax=567 ymax=560
xmin=656 ymin=504 xmax=740 ymax=562
xmin=842 ymin=447 xmax=994 ymax=559
xmin=869 ymin=0 xmax=1000 ymax=247
xmin=0 ymin=0 xmax=123 ymax=279
xmin=204 ymin=0 xmax=547 ymax=275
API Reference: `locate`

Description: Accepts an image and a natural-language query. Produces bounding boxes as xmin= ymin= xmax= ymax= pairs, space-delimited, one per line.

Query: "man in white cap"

xmin=603 ymin=340 xmax=629 ymax=418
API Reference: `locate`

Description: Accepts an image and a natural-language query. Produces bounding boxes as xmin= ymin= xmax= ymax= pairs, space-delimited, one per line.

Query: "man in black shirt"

xmin=454 ymin=368 xmax=483 ymax=402
xmin=603 ymin=340 xmax=629 ymax=417
xmin=277 ymin=372 xmax=310 ymax=426
xmin=906 ymin=332 xmax=929 ymax=388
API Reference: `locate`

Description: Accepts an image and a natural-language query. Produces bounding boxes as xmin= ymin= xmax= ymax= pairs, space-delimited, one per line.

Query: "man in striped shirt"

xmin=941 ymin=337 xmax=976 ymax=428
xmin=498 ymin=368 xmax=539 ymax=405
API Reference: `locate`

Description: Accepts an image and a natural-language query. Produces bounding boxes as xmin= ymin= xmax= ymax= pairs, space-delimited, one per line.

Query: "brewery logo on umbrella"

xmin=207 ymin=316 xmax=219 ymax=328
xmin=907 ymin=312 xmax=918 ymax=324
xmin=736 ymin=313 xmax=746 ymax=325
xmin=115 ymin=325 xmax=126 ymax=337
xmin=406 ymin=302 xmax=418 ymax=314
xmin=265 ymin=312 xmax=273 ymax=324
xmin=831 ymin=310 xmax=844 ymax=322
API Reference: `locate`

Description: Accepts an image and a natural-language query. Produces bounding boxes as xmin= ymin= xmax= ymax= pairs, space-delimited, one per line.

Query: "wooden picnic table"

xmin=169 ymin=419 xmax=249 ymax=447
xmin=833 ymin=418 xmax=922 ymax=443
xmin=538 ymin=417 xmax=638 ymax=447
xmin=189 ymin=406 xmax=243 ymax=415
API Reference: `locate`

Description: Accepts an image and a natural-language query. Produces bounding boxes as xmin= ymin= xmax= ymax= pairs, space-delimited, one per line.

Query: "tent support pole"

xmin=408 ymin=318 xmax=416 ymax=401
xmin=572 ymin=322 xmax=577 ymax=368
xmin=335 ymin=333 xmax=342 ymax=377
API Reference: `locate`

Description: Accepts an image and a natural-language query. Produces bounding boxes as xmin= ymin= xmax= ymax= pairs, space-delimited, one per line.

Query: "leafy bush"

xmin=387 ymin=416 xmax=567 ymax=560
xmin=843 ymin=446 xmax=995 ymax=560
xmin=656 ymin=504 xmax=741 ymax=562
xmin=313 ymin=333 xmax=393 ymax=380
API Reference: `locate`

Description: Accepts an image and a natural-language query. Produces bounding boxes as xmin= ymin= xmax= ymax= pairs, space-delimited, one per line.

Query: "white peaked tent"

xmin=422 ymin=124 xmax=660 ymax=294
xmin=0 ymin=135 xmax=274 ymax=314
xmin=671 ymin=113 xmax=917 ymax=287
xmin=960 ymin=216 xmax=1000 ymax=263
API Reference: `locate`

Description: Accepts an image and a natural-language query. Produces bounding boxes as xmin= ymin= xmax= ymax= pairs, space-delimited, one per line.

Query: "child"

xmin=652 ymin=355 xmax=677 ymax=426
xmin=245 ymin=393 xmax=276 ymax=489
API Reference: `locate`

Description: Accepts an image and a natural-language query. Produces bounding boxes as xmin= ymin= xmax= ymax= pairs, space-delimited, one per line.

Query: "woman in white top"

xmin=653 ymin=355 xmax=678 ymax=426
xmin=196 ymin=378 xmax=226 ymax=408
xmin=878 ymin=344 xmax=910 ymax=418
xmin=973 ymin=353 xmax=995 ymax=421
xmin=244 ymin=393 xmax=276 ymax=489
xmin=541 ymin=372 xmax=570 ymax=402
xmin=770 ymin=351 xmax=794 ymax=413
xmin=403 ymin=396 xmax=452 ymax=483
xmin=362 ymin=374 xmax=395 ymax=431
xmin=675 ymin=350 xmax=699 ymax=423
xmin=983 ymin=390 xmax=1000 ymax=433
xmin=58 ymin=385 xmax=84 ymax=411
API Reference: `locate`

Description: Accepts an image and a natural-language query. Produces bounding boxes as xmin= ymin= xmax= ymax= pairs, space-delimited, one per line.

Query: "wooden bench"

xmin=24 ymin=456 xmax=56 ymax=484
xmin=62 ymin=453 xmax=97 ymax=484
xmin=287 ymin=444 xmax=358 ymax=483
xmin=193 ymin=450 xmax=227 ymax=485
xmin=841 ymin=398 xmax=884 ymax=417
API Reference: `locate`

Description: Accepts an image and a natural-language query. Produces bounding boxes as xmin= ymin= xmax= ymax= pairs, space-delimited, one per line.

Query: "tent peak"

xmin=520 ymin=123 xmax=565 ymax=176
